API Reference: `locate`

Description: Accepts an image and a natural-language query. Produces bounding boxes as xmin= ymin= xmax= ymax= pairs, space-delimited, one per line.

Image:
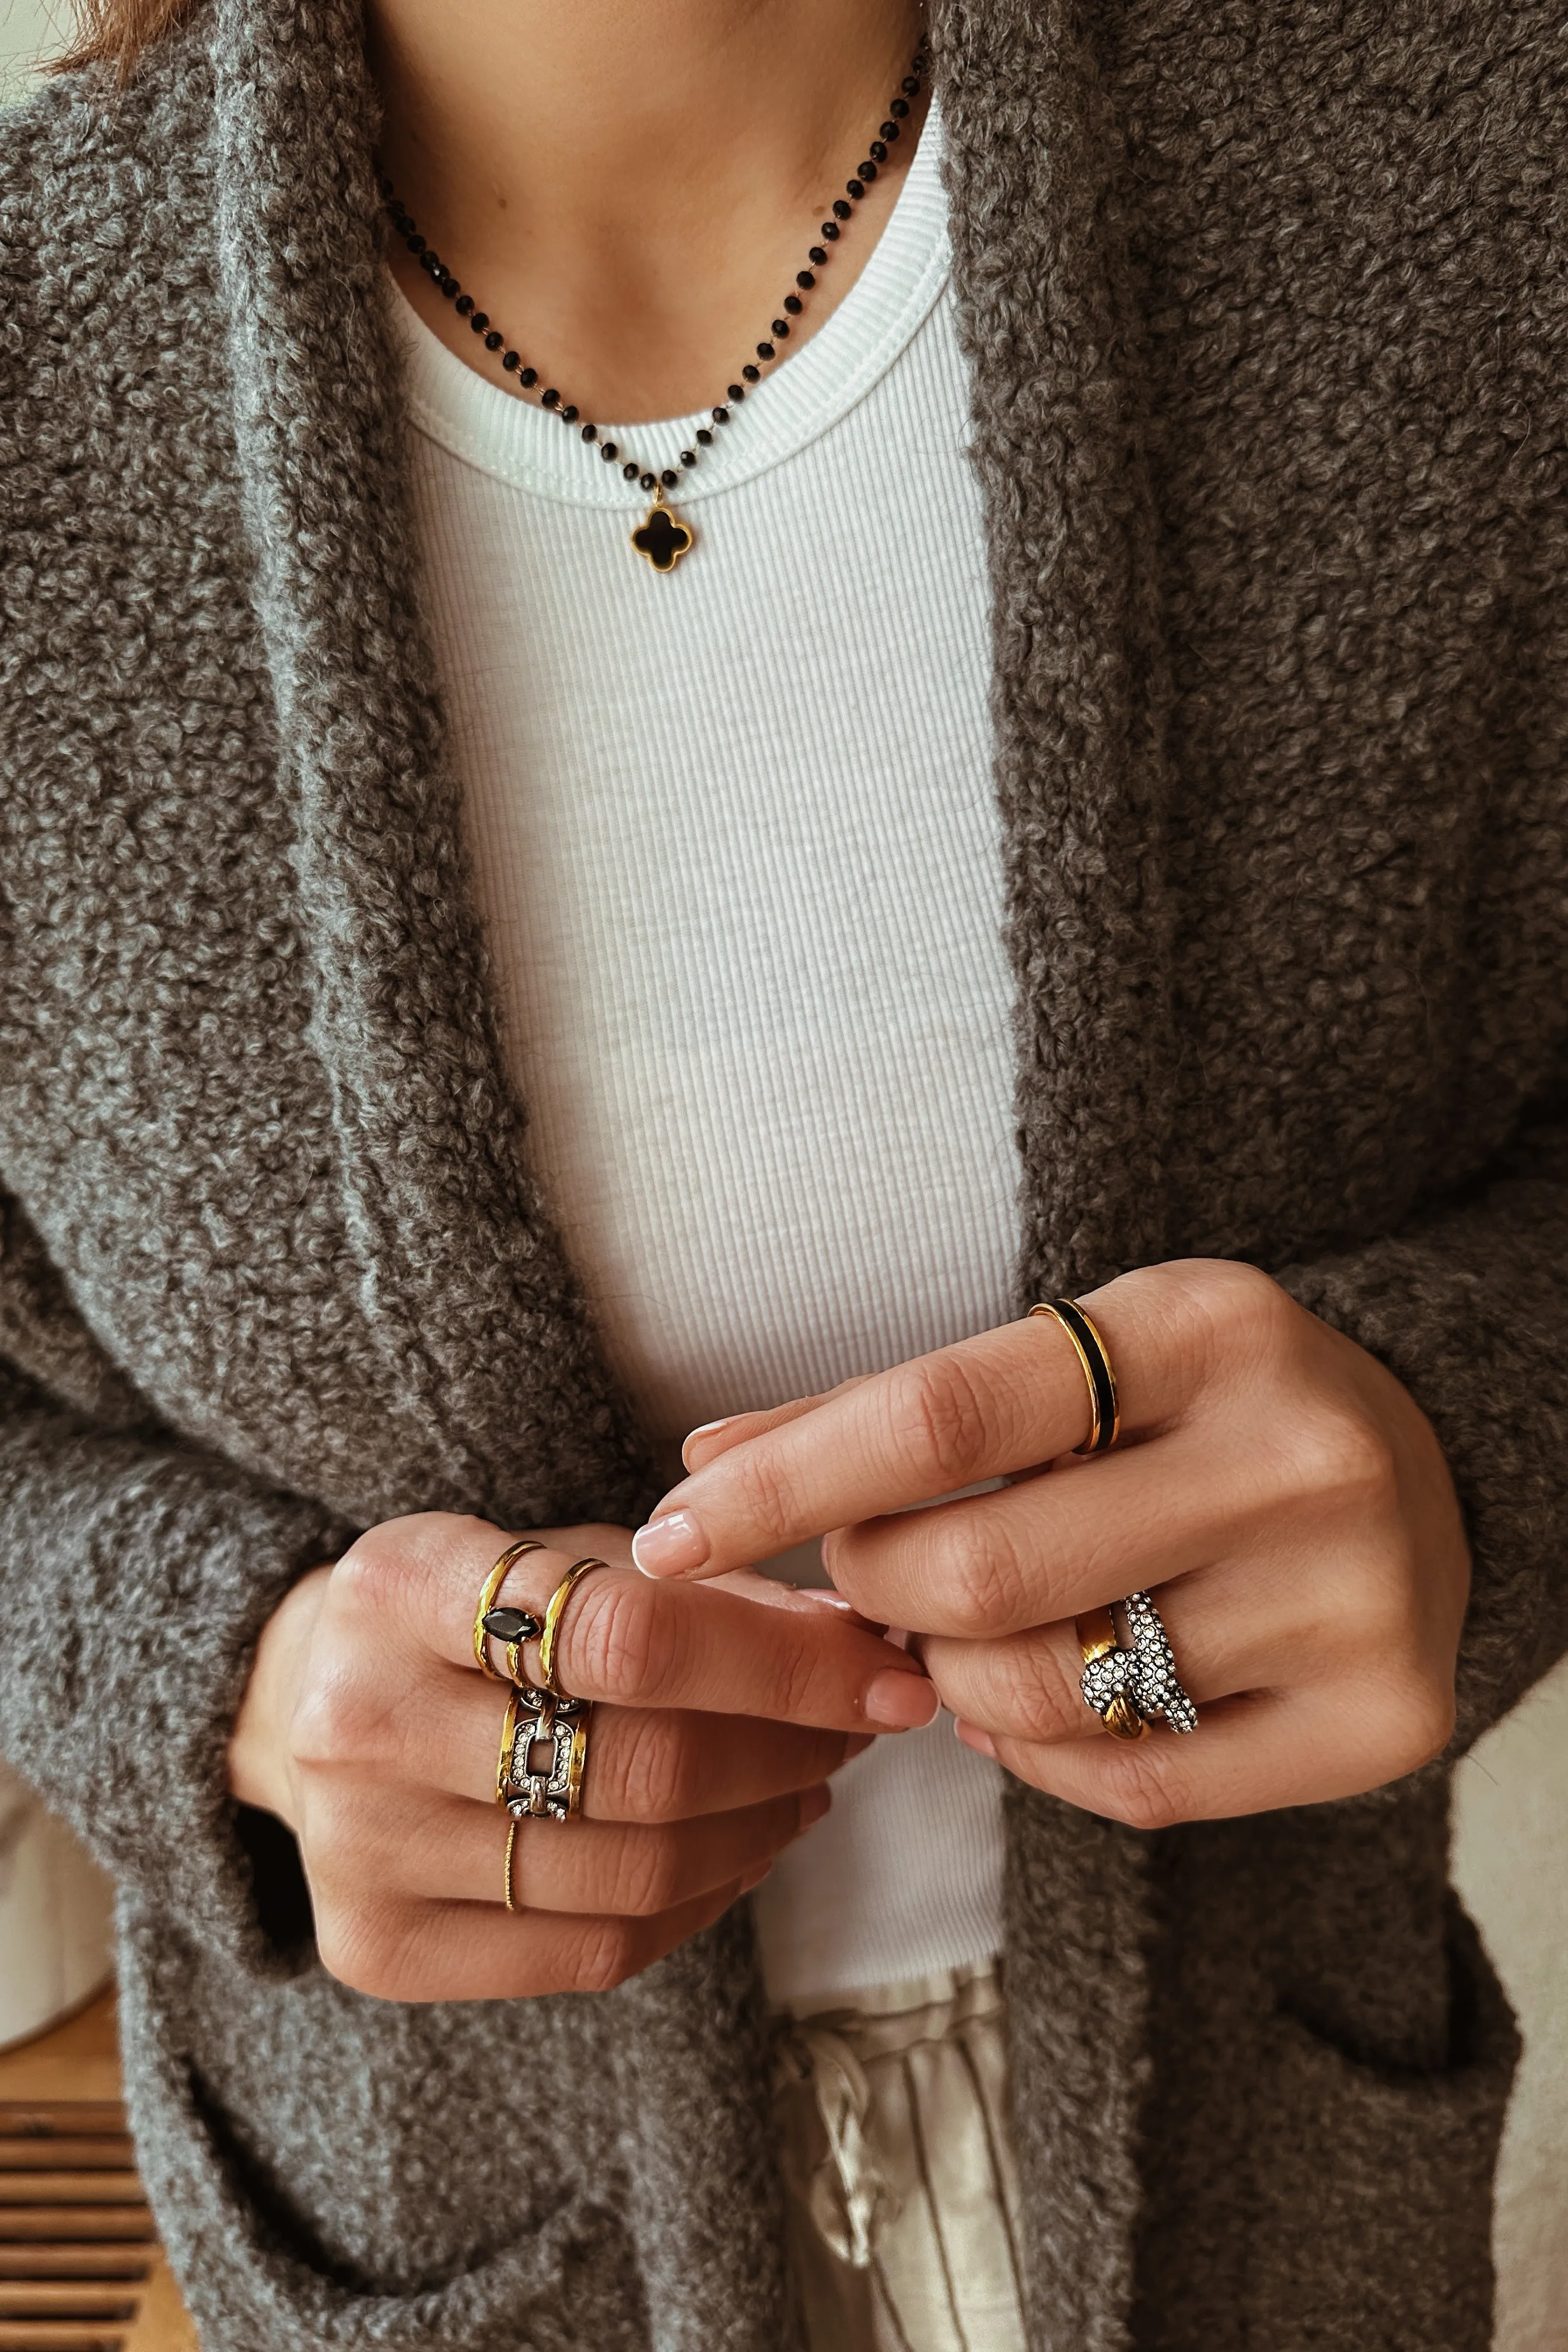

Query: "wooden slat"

xmin=0 ymin=2185 xmax=142 ymax=2213
xmin=0 ymin=2000 xmax=120 ymax=2112
xmin=0 ymin=2122 xmax=124 ymax=2148
xmin=0 ymin=2289 xmax=137 ymax=2319
xmin=0 ymin=2325 xmax=126 ymax=2350
xmin=0 ymin=2217 xmax=153 ymax=2248
xmin=0 ymin=2260 xmax=146 ymax=2287
xmin=0 ymin=2151 xmax=131 ymax=2178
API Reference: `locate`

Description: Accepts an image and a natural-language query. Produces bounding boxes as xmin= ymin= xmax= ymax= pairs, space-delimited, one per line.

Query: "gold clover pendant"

xmin=631 ymin=488 xmax=694 ymax=572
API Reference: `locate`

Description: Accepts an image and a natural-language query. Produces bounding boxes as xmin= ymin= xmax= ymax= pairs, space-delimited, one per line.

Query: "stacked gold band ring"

xmin=477 ymin=1542 xmax=605 ymax=1905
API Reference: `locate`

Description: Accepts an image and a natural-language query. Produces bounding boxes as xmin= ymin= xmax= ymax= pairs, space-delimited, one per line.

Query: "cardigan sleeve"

xmin=1277 ymin=1111 xmax=1568 ymax=1754
xmin=0 ymin=1356 xmax=352 ymax=1966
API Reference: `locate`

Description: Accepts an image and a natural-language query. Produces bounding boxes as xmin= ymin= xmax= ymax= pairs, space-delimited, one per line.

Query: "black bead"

xmin=484 ymin=330 xmax=503 ymax=351
xmin=712 ymin=404 xmax=730 ymax=422
xmin=881 ymin=120 xmax=898 ymax=138
xmin=520 ymin=367 xmax=538 ymax=387
xmin=742 ymin=365 xmax=760 ymax=382
xmin=756 ymin=341 xmax=775 ymax=360
xmin=640 ymin=472 xmax=657 ymax=489
xmin=783 ymin=295 xmax=803 ymax=316
xmin=456 ymin=294 xmax=475 ymax=315
xmin=419 ymin=249 xmax=438 ymax=272
xmin=660 ymin=468 xmax=678 ymax=487
xmin=796 ymin=269 xmax=816 ymax=289
xmin=727 ymin=383 xmax=746 ymax=400
xmin=561 ymin=404 xmax=579 ymax=421
xmin=771 ymin=319 xmax=790 ymax=338
xmin=502 ymin=350 xmax=520 ymax=370
xmin=822 ymin=221 xmax=841 ymax=241
xmin=407 ymin=233 xmax=426 ymax=253
xmin=624 ymin=461 xmax=640 ymax=478
xmin=809 ymin=246 xmax=828 ymax=265
xmin=870 ymin=141 xmax=888 ymax=162
xmin=482 ymin=1606 xmax=542 ymax=1644
xmin=582 ymin=421 xmax=597 ymax=440
xmin=833 ymin=198 xmax=852 ymax=219
xmin=696 ymin=427 xmax=713 ymax=444
xmin=441 ymin=279 xmax=460 ymax=300
xmin=845 ymin=179 xmax=864 ymax=201
xmin=859 ymin=160 xmax=878 ymax=180
xmin=680 ymin=450 xmax=698 ymax=467
xmin=902 ymin=74 xmax=919 ymax=92
xmin=891 ymin=96 xmax=909 ymax=115
xmin=602 ymin=441 xmax=618 ymax=459
xmin=541 ymin=387 xmax=560 ymax=407
xmin=470 ymin=312 xmax=489 ymax=332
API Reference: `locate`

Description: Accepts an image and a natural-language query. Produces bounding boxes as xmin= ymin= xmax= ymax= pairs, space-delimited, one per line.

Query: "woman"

xmin=2 ymin=0 xmax=1564 ymax=2345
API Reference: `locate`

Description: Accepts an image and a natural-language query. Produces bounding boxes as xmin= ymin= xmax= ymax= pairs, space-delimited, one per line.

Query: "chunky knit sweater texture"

xmin=2 ymin=1 xmax=1566 ymax=2344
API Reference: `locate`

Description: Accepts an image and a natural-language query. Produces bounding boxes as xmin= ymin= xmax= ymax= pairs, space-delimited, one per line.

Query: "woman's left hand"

xmin=629 ymin=1261 xmax=1472 ymax=1825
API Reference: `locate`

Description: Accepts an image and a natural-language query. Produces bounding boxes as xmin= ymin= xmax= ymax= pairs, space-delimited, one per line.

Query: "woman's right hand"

xmin=227 ymin=1511 xmax=937 ymax=2001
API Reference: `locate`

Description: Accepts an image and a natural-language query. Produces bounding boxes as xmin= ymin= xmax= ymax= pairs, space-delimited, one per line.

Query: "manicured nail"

xmin=681 ymin=1417 xmax=738 ymax=1469
xmin=955 ymin=1719 xmax=998 ymax=1759
xmin=631 ymin=1510 xmax=710 ymax=1577
xmin=798 ymin=1784 xmax=832 ymax=1831
xmin=863 ymin=1670 xmax=940 ymax=1730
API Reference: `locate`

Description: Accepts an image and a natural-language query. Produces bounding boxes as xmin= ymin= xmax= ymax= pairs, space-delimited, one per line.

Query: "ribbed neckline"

xmin=386 ymin=102 xmax=950 ymax=509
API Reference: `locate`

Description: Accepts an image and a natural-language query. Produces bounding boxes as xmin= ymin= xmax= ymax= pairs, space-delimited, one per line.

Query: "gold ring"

xmin=538 ymin=1557 xmax=606 ymax=1699
xmin=474 ymin=1538 xmax=545 ymax=1682
xmin=504 ymin=1816 xmax=520 ymax=1912
xmin=1028 ymin=1297 xmax=1120 ymax=1454
xmin=1075 ymin=1605 xmax=1149 ymax=1742
xmin=497 ymin=1683 xmax=592 ymax=1824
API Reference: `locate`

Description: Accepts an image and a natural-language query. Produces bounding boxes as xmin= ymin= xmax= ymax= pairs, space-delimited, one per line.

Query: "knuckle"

xmin=1390 ymin=1675 xmax=1457 ymax=1772
xmin=572 ymin=1577 xmax=677 ymax=1703
xmin=571 ymin=1916 xmax=640 ymax=1996
xmin=729 ymin=1444 xmax=807 ymax=1553
xmin=1102 ymin=1748 xmax=1186 ymax=1833
xmin=289 ymin=1661 xmax=394 ymax=1772
xmin=611 ymin=1829 xmax=687 ymax=1917
xmin=1290 ymin=1403 xmax=1396 ymax=1514
xmin=613 ymin=1712 xmax=693 ymax=1821
xmin=886 ymin=1354 xmax=993 ymax=1492
xmin=990 ymin=1634 xmax=1082 ymax=1737
xmin=940 ymin=1513 xmax=1028 ymax=1633
xmin=316 ymin=1901 xmax=421 ymax=2002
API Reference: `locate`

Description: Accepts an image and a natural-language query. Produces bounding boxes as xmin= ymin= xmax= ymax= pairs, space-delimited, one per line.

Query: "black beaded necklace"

xmin=381 ymin=37 xmax=930 ymax=572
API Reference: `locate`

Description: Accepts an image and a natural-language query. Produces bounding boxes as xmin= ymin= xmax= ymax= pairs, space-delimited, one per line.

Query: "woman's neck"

xmin=370 ymin=0 xmax=929 ymax=421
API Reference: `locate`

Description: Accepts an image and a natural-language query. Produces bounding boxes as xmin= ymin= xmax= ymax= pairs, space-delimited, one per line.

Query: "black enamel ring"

xmin=1027 ymin=1297 xmax=1120 ymax=1454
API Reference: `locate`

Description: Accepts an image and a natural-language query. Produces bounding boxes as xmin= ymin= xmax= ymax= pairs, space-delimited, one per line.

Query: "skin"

xmin=632 ymin=1261 xmax=1474 ymax=1829
xmin=372 ymin=0 xmax=930 ymax=421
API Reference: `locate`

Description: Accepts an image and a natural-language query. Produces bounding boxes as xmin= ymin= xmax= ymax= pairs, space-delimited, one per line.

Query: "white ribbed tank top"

xmin=389 ymin=108 xmax=1019 ymax=2003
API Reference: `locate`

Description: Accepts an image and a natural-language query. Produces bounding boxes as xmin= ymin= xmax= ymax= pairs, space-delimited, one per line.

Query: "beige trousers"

xmin=772 ymin=1964 xmax=1027 ymax=2352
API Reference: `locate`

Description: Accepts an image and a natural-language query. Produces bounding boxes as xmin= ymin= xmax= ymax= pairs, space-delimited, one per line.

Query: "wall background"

xmin=2 ymin=5 xmax=1566 ymax=2340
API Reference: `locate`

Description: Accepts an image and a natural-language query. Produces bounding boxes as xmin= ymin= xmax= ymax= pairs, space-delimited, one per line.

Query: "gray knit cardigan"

xmin=2 ymin=0 xmax=1566 ymax=2344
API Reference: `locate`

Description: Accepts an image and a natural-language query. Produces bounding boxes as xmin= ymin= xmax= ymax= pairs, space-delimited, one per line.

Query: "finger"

xmin=628 ymin=1268 xmax=1206 ymax=1583
xmin=383 ymin=1672 xmax=875 ymax=1819
xmin=338 ymin=1517 xmax=936 ymax=1731
xmin=373 ymin=1786 xmax=828 ymax=1913
xmin=986 ymin=1673 xmax=1447 ymax=1826
xmin=825 ymin=1425 xmax=1243 ymax=1637
xmin=680 ymin=1378 xmax=875 ymax=1475
xmin=923 ymin=1529 xmax=1412 ymax=1736
xmin=320 ymin=1876 xmax=757 ymax=2004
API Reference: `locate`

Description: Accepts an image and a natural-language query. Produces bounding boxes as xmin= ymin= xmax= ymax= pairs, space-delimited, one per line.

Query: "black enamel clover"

xmin=631 ymin=504 xmax=694 ymax=572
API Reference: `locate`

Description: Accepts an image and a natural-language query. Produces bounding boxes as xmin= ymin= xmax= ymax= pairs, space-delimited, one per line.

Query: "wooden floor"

xmin=0 ymin=1992 xmax=198 ymax=2352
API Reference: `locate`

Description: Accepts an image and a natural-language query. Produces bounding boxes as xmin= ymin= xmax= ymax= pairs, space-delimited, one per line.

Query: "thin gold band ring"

xmin=473 ymin=1538 xmax=546 ymax=1682
xmin=538 ymin=1558 xmax=607 ymax=1699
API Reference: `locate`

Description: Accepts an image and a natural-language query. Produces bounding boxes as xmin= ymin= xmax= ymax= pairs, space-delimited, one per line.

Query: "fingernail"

xmin=798 ymin=1784 xmax=832 ymax=1831
xmin=740 ymin=1862 xmax=772 ymax=1894
xmin=682 ymin=1416 xmax=738 ymax=1469
xmin=863 ymin=1670 xmax=940 ymax=1730
xmin=955 ymin=1719 xmax=998 ymax=1759
xmin=631 ymin=1510 xmax=710 ymax=1577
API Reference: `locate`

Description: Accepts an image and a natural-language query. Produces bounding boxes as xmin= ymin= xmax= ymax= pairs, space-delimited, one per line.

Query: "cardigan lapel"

xmin=938 ymin=2 xmax=1178 ymax=2343
xmin=206 ymin=0 xmax=650 ymax=1528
